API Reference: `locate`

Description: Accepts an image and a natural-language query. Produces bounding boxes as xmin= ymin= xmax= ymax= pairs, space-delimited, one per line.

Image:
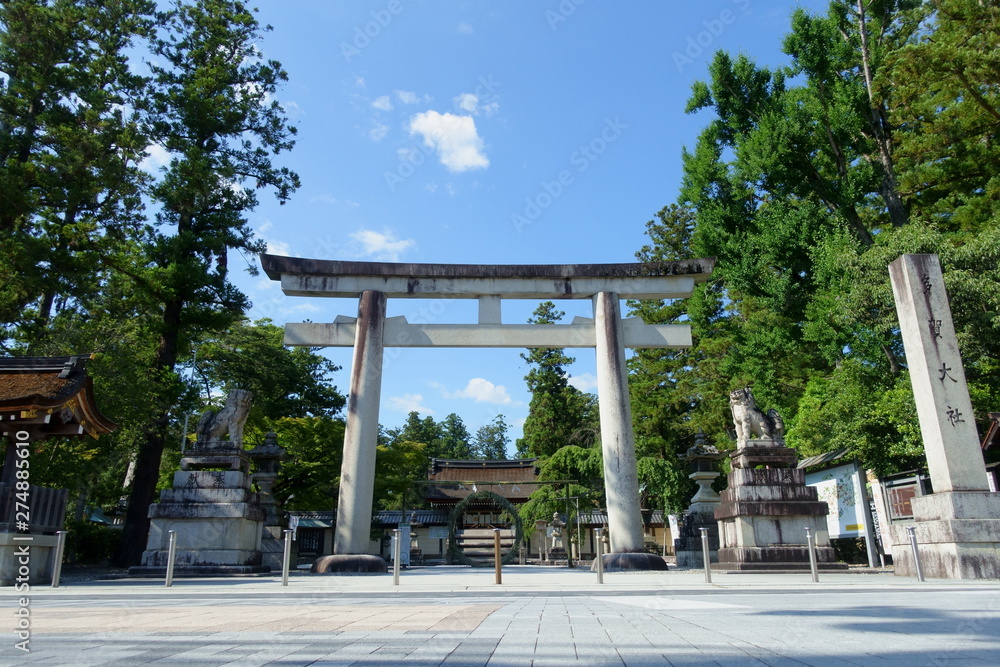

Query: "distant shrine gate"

xmin=262 ymin=255 xmax=715 ymax=557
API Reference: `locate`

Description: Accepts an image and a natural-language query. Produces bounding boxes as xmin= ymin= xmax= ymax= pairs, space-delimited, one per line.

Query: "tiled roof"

xmin=428 ymin=458 xmax=539 ymax=482
xmin=0 ymin=356 xmax=89 ymax=407
xmin=0 ymin=355 xmax=116 ymax=437
xmin=797 ymin=448 xmax=850 ymax=470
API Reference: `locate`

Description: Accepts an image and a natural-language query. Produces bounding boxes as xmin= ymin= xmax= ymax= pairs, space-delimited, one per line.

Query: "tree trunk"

xmin=113 ymin=297 xmax=183 ymax=567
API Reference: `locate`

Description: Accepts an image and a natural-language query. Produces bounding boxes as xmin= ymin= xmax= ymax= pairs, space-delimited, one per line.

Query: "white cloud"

xmin=372 ymin=95 xmax=393 ymax=111
xmin=409 ymin=111 xmax=489 ymax=172
xmin=141 ymin=144 xmax=171 ymax=173
xmin=454 ymin=92 xmax=498 ymax=118
xmin=257 ymin=219 xmax=291 ymax=256
xmin=389 ymin=393 xmax=433 ymax=414
xmin=348 ymin=228 xmax=415 ymax=261
xmin=285 ymin=302 xmax=320 ymax=313
xmin=568 ymin=373 xmax=599 ymax=393
xmin=369 ymin=122 xmax=389 ymax=141
xmin=454 ymin=93 xmax=479 ymax=114
xmin=395 ymin=90 xmax=419 ymax=105
xmin=444 ymin=378 xmax=512 ymax=405
xmin=457 ymin=22 xmax=474 ymax=34
xmin=266 ymin=239 xmax=292 ymax=256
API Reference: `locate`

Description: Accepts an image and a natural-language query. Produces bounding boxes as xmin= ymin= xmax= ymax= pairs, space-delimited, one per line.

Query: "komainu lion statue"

xmin=729 ymin=387 xmax=785 ymax=445
xmin=195 ymin=389 xmax=253 ymax=447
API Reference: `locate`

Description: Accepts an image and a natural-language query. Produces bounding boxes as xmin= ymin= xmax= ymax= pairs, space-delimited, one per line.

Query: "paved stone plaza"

xmin=4 ymin=565 xmax=999 ymax=666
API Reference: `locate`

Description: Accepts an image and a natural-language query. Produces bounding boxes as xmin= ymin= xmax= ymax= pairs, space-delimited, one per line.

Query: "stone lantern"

xmin=673 ymin=432 xmax=724 ymax=568
xmin=249 ymin=431 xmax=288 ymax=570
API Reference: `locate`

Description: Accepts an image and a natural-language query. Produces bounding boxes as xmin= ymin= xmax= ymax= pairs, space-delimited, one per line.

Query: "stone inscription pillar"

xmin=888 ymin=254 xmax=1000 ymax=579
xmin=334 ymin=290 xmax=387 ymax=555
xmin=593 ymin=291 xmax=645 ymax=553
xmin=888 ymin=254 xmax=988 ymax=493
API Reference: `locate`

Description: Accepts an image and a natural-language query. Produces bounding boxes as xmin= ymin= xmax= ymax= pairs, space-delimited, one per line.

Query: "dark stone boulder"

xmin=591 ymin=552 xmax=668 ymax=572
xmin=311 ymin=554 xmax=388 ymax=575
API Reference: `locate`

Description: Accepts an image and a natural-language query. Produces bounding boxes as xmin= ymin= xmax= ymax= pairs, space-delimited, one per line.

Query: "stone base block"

xmin=140 ymin=548 xmax=263 ymax=568
xmin=145 ymin=517 xmax=263 ymax=552
xmin=719 ymin=515 xmax=830 ymax=549
xmin=148 ymin=502 xmax=265 ymax=521
xmin=591 ymin=552 xmax=668 ymax=572
xmin=890 ymin=491 xmax=1000 ymax=580
xmin=261 ymin=527 xmax=286 ymax=571
xmin=0 ymin=533 xmax=58 ymax=586
xmin=675 ymin=549 xmax=718 ymax=568
xmin=312 ymin=554 xmax=387 ymax=575
xmin=159 ymin=488 xmax=257 ymax=504
xmin=172 ymin=470 xmax=250 ymax=490
xmin=128 ymin=564 xmax=270 ymax=577
xmin=712 ymin=561 xmax=849 ymax=572
xmin=718 ymin=545 xmax=840 ymax=564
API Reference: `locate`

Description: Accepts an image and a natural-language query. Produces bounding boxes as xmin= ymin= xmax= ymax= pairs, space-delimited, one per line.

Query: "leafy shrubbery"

xmin=63 ymin=519 xmax=122 ymax=565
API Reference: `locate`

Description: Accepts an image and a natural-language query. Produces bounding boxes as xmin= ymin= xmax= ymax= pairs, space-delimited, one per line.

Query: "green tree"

xmin=672 ymin=0 xmax=1000 ymax=479
xmin=116 ymin=0 xmax=299 ymax=566
xmin=516 ymin=302 xmax=599 ymax=458
xmin=271 ymin=416 xmax=345 ymax=511
xmin=374 ymin=440 xmax=429 ymax=512
xmin=0 ymin=0 xmax=152 ymax=340
xmin=386 ymin=411 xmax=443 ymax=453
xmin=471 ymin=414 xmax=510 ymax=460
xmin=190 ymin=319 xmax=345 ymax=433
xmin=437 ymin=413 xmax=472 ymax=459
xmin=888 ymin=0 xmax=1000 ymax=230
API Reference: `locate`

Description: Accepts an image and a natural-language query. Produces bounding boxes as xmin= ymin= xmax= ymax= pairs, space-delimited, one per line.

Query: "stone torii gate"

xmin=262 ymin=255 xmax=714 ymax=569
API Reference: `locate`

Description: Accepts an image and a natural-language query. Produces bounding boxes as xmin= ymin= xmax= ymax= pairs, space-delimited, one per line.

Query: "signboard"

xmin=428 ymin=526 xmax=449 ymax=540
xmin=805 ymin=462 xmax=866 ymax=539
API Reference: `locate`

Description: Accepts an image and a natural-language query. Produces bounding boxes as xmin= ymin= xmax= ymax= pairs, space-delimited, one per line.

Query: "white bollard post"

xmin=51 ymin=530 xmax=67 ymax=588
xmin=595 ymin=528 xmax=604 ymax=584
xmin=907 ymin=525 xmax=925 ymax=582
xmin=805 ymin=527 xmax=819 ymax=583
xmin=699 ymin=527 xmax=712 ymax=584
xmin=392 ymin=528 xmax=401 ymax=586
xmin=165 ymin=530 xmax=178 ymax=587
xmin=282 ymin=529 xmax=293 ymax=586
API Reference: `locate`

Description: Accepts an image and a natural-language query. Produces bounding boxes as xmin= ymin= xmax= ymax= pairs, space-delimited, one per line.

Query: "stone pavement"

xmin=3 ymin=565 xmax=999 ymax=666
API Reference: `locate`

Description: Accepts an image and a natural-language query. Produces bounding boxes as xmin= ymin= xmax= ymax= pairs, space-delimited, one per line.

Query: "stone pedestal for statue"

xmin=714 ymin=440 xmax=844 ymax=571
xmin=888 ymin=255 xmax=1000 ymax=579
xmin=714 ymin=388 xmax=845 ymax=572
xmin=130 ymin=390 xmax=267 ymax=577
xmin=130 ymin=447 xmax=267 ymax=576
xmin=674 ymin=437 xmax=724 ymax=568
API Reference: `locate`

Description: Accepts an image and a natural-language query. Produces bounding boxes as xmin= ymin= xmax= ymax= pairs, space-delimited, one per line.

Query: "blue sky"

xmin=231 ymin=0 xmax=828 ymax=451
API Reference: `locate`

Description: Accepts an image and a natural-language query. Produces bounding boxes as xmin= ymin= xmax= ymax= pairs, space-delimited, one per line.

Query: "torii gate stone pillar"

xmin=262 ymin=255 xmax=715 ymax=573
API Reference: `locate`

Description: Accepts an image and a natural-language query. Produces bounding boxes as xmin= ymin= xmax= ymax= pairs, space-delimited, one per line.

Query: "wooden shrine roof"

xmin=0 ymin=355 xmax=116 ymax=438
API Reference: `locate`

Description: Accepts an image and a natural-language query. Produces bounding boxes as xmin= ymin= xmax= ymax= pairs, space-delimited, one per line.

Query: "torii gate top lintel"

xmin=260 ymin=254 xmax=716 ymax=300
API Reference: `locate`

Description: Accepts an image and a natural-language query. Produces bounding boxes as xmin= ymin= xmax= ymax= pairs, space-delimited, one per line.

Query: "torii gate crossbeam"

xmin=262 ymin=255 xmax=715 ymax=560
